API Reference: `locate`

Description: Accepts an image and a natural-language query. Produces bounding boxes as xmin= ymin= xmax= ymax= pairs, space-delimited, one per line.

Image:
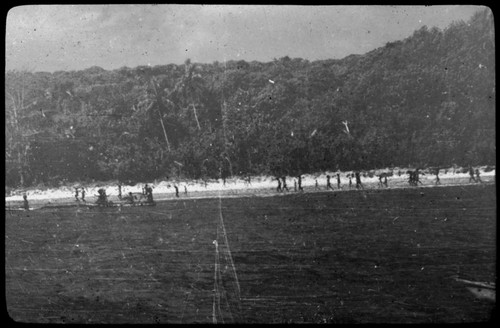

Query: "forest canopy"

xmin=5 ymin=9 xmax=495 ymax=188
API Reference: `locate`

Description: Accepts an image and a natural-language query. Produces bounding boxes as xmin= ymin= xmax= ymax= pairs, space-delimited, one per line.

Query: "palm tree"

xmin=130 ymin=66 xmax=174 ymax=152
xmin=5 ymin=70 xmax=40 ymax=186
xmin=149 ymin=77 xmax=172 ymax=151
xmin=173 ymin=59 xmax=205 ymax=131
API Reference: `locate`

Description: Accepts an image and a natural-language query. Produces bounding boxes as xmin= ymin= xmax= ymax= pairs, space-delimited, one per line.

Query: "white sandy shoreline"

xmin=5 ymin=166 xmax=495 ymax=206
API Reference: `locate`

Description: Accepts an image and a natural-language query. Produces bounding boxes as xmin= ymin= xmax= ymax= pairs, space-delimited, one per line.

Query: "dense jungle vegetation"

xmin=5 ymin=9 xmax=494 ymax=187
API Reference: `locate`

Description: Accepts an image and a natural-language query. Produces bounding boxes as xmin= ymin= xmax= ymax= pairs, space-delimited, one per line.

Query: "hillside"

xmin=5 ymin=9 xmax=494 ymax=188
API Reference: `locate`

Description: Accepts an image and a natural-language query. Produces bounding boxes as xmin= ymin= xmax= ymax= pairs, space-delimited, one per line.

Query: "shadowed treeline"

xmin=5 ymin=9 xmax=494 ymax=188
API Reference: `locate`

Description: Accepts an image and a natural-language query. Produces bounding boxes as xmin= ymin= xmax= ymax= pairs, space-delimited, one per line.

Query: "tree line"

xmin=5 ymin=9 xmax=494 ymax=188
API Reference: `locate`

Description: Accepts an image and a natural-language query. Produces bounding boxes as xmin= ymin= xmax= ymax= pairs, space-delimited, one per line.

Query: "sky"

xmin=5 ymin=5 xmax=484 ymax=72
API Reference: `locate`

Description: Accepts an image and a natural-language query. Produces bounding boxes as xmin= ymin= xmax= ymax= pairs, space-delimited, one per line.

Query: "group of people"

xmin=94 ymin=183 xmax=156 ymax=206
xmin=278 ymin=172 xmax=364 ymax=192
xmin=423 ymin=166 xmax=483 ymax=186
xmin=119 ymin=184 xmax=155 ymax=205
xmin=275 ymin=176 xmax=289 ymax=192
xmin=469 ymin=166 xmax=483 ymax=183
xmin=407 ymin=169 xmax=423 ymax=186
xmin=74 ymin=187 xmax=86 ymax=202
xmin=171 ymin=184 xmax=188 ymax=198
xmin=275 ymin=175 xmax=305 ymax=192
xmin=273 ymin=166 xmax=487 ymax=193
xmin=12 ymin=166 xmax=489 ymax=211
xmin=118 ymin=182 xmax=190 ymax=201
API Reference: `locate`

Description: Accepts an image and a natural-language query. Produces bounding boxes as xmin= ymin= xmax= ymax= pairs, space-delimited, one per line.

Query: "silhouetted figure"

xmin=355 ymin=172 xmax=363 ymax=189
xmin=377 ymin=173 xmax=388 ymax=188
xmin=96 ymin=188 xmax=108 ymax=206
xmin=435 ymin=169 xmax=441 ymax=185
xmin=349 ymin=175 xmax=352 ymax=189
xmin=337 ymin=173 xmax=341 ymax=189
xmin=378 ymin=175 xmax=384 ymax=188
xmin=469 ymin=166 xmax=476 ymax=183
xmin=118 ymin=183 xmax=122 ymax=200
xmin=81 ymin=188 xmax=86 ymax=202
xmin=475 ymin=169 xmax=483 ymax=183
xmin=145 ymin=184 xmax=154 ymax=203
xmin=282 ymin=176 xmax=289 ymax=191
xmin=414 ymin=168 xmax=423 ymax=185
xmin=23 ymin=194 xmax=29 ymax=210
xmin=184 ymin=185 xmax=188 ymax=194
xmin=326 ymin=175 xmax=333 ymax=190
xmin=297 ymin=175 xmax=303 ymax=191
xmin=74 ymin=187 xmax=80 ymax=201
xmin=276 ymin=177 xmax=282 ymax=192
xmin=315 ymin=179 xmax=320 ymax=190
xmin=408 ymin=170 xmax=416 ymax=186
xmin=174 ymin=185 xmax=179 ymax=197
xmin=124 ymin=192 xmax=135 ymax=204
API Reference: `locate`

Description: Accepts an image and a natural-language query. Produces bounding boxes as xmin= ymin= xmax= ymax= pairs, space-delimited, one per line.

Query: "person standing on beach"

xmin=336 ymin=173 xmax=341 ymax=190
xmin=282 ymin=176 xmax=289 ymax=192
xmin=469 ymin=166 xmax=476 ymax=183
xmin=326 ymin=175 xmax=333 ymax=190
xmin=74 ymin=187 xmax=79 ymax=201
xmin=184 ymin=185 xmax=188 ymax=194
xmin=23 ymin=194 xmax=29 ymax=210
xmin=414 ymin=168 xmax=423 ymax=185
xmin=174 ymin=185 xmax=179 ymax=197
xmin=408 ymin=171 xmax=415 ymax=186
xmin=315 ymin=179 xmax=320 ymax=190
xmin=118 ymin=183 xmax=122 ymax=200
xmin=355 ymin=172 xmax=363 ymax=189
xmin=378 ymin=175 xmax=384 ymax=188
xmin=298 ymin=175 xmax=303 ymax=192
xmin=475 ymin=169 xmax=483 ymax=183
xmin=145 ymin=185 xmax=154 ymax=203
xmin=81 ymin=188 xmax=86 ymax=202
xmin=348 ymin=174 xmax=352 ymax=189
xmin=435 ymin=168 xmax=441 ymax=185
xmin=276 ymin=177 xmax=282 ymax=192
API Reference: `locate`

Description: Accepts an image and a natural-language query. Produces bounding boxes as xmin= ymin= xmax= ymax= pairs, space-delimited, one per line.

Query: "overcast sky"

xmin=6 ymin=5 xmax=484 ymax=72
